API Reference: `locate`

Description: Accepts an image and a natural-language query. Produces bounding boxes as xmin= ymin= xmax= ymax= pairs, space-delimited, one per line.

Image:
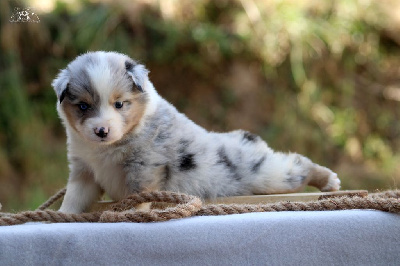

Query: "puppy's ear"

xmin=125 ymin=60 xmax=149 ymax=93
xmin=52 ymin=68 xmax=70 ymax=103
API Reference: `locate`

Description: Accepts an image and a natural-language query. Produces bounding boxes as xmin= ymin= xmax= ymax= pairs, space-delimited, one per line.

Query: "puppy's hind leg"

xmin=307 ymin=163 xmax=341 ymax=192
xmin=250 ymin=152 xmax=340 ymax=194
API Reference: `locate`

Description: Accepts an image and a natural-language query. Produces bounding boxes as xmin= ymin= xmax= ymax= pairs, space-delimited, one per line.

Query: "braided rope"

xmin=197 ymin=196 xmax=400 ymax=216
xmin=100 ymin=192 xmax=202 ymax=223
xmin=370 ymin=190 xmax=400 ymax=199
xmin=36 ymin=188 xmax=67 ymax=210
xmin=0 ymin=190 xmax=399 ymax=226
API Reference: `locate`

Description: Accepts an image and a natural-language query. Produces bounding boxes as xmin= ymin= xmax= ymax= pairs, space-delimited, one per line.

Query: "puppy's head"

xmin=52 ymin=51 xmax=150 ymax=144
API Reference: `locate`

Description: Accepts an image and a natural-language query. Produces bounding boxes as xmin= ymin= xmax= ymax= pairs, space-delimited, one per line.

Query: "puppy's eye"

xmin=114 ymin=101 xmax=124 ymax=109
xmin=79 ymin=103 xmax=90 ymax=111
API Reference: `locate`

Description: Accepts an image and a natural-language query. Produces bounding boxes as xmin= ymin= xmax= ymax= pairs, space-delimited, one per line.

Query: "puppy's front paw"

xmin=320 ymin=172 xmax=341 ymax=192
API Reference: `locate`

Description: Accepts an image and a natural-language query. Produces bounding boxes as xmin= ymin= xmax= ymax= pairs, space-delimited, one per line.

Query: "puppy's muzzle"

xmin=94 ymin=127 xmax=109 ymax=139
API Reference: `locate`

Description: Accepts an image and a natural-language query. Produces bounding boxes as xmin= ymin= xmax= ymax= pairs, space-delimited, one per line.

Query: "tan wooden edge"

xmin=91 ymin=190 xmax=368 ymax=211
xmin=205 ymin=190 xmax=368 ymax=205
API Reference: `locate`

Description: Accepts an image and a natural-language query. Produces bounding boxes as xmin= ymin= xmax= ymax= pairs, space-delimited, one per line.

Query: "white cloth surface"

xmin=0 ymin=210 xmax=399 ymax=265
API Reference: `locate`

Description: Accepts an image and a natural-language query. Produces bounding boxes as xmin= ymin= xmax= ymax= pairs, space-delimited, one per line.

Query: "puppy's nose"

xmin=94 ymin=127 xmax=109 ymax=138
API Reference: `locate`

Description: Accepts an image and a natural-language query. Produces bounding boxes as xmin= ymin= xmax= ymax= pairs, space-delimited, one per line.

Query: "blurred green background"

xmin=1 ymin=0 xmax=399 ymax=211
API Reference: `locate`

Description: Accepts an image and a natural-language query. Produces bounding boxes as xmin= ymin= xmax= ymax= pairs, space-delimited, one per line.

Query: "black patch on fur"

xmin=179 ymin=153 xmax=196 ymax=171
xmin=59 ymin=84 xmax=69 ymax=103
xmin=217 ymin=147 xmax=235 ymax=169
xmin=243 ymin=131 xmax=258 ymax=142
xmin=217 ymin=147 xmax=241 ymax=180
xmin=125 ymin=60 xmax=144 ymax=93
xmin=178 ymin=139 xmax=197 ymax=171
xmin=136 ymin=85 xmax=144 ymax=93
xmin=124 ymin=156 xmax=146 ymax=168
xmin=285 ymin=175 xmax=307 ymax=186
xmin=164 ymin=165 xmax=171 ymax=180
xmin=251 ymin=155 xmax=266 ymax=173
xmin=125 ymin=61 xmax=134 ymax=70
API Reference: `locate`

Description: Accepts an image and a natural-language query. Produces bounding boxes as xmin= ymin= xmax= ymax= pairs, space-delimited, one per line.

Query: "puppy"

xmin=52 ymin=51 xmax=340 ymax=214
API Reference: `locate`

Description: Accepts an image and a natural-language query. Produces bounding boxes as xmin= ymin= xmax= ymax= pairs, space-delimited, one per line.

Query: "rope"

xmin=0 ymin=190 xmax=399 ymax=226
xmin=36 ymin=188 xmax=67 ymax=210
xmin=100 ymin=192 xmax=202 ymax=223
xmin=370 ymin=190 xmax=400 ymax=199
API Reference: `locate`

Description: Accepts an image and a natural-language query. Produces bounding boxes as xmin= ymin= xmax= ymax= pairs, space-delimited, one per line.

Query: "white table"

xmin=0 ymin=210 xmax=399 ymax=265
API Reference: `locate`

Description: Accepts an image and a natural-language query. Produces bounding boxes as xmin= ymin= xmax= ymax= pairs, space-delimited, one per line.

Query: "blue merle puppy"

xmin=52 ymin=51 xmax=340 ymax=213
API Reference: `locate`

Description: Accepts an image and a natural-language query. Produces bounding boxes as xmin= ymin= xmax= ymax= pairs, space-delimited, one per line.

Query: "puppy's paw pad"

xmin=320 ymin=173 xmax=341 ymax=192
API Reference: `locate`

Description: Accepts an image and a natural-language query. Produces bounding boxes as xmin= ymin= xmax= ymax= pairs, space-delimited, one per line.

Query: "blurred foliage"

xmin=1 ymin=0 xmax=400 ymax=211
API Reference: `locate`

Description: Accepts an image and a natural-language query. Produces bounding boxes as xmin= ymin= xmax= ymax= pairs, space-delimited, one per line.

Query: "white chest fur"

xmin=69 ymin=134 xmax=129 ymax=200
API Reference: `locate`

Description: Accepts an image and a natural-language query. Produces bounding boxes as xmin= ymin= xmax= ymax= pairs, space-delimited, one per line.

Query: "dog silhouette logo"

xmin=9 ymin=7 xmax=40 ymax=23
